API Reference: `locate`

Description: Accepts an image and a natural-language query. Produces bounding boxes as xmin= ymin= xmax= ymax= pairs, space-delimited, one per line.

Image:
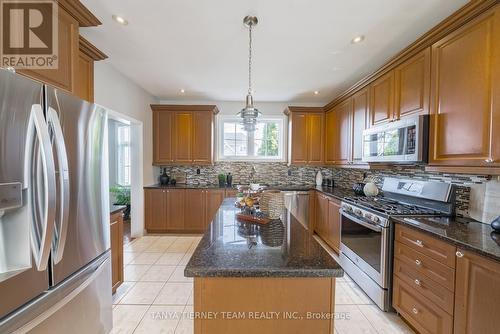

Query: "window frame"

xmin=116 ymin=124 xmax=131 ymax=187
xmin=216 ymin=115 xmax=286 ymax=162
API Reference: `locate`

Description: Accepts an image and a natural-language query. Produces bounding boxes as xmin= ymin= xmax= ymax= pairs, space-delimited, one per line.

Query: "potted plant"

xmin=217 ymin=173 xmax=226 ymax=188
xmin=110 ymin=185 xmax=131 ymax=220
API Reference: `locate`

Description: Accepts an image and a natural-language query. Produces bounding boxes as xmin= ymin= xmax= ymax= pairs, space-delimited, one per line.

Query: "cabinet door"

xmin=307 ymin=113 xmax=324 ymax=164
xmin=394 ymin=48 xmax=430 ymax=120
xmin=173 ymin=112 xmax=193 ymax=163
xmin=166 ymin=189 xmax=185 ymax=231
xmin=315 ymin=193 xmax=328 ymax=239
xmin=289 ymin=113 xmax=308 ymax=165
xmin=454 ymin=249 xmax=500 ymax=334
xmin=19 ymin=7 xmax=78 ymax=93
xmin=370 ymin=71 xmax=394 ymax=126
xmin=324 ymin=110 xmax=336 ymax=164
xmin=352 ymin=89 xmax=368 ymax=163
xmin=110 ymin=212 xmax=123 ymax=293
xmin=206 ymin=190 xmax=225 ymax=226
xmin=184 ymin=189 xmax=206 ymax=232
xmin=334 ymin=99 xmax=352 ymax=165
xmin=75 ymin=51 xmax=93 ymax=102
xmin=192 ymin=112 xmax=213 ymax=164
xmin=327 ymin=199 xmax=341 ymax=253
xmin=144 ymin=189 xmax=167 ymax=231
xmin=430 ymin=7 xmax=500 ymax=167
xmin=153 ymin=111 xmax=173 ymax=164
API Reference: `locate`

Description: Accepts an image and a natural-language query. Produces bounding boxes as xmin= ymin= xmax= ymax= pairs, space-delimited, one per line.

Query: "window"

xmin=116 ymin=125 xmax=131 ymax=186
xmin=218 ymin=116 xmax=284 ymax=160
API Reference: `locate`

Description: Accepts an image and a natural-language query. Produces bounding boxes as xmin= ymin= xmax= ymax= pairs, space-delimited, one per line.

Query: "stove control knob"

xmin=342 ymin=204 xmax=352 ymax=212
xmin=364 ymin=213 xmax=372 ymax=220
xmin=372 ymin=216 xmax=380 ymax=223
xmin=354 ymin=209 xmax=362 ymax=215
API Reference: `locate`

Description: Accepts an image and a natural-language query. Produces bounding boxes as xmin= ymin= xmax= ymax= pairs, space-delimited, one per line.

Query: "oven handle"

xmin=340 ymin=210 xmax=383 ymax=232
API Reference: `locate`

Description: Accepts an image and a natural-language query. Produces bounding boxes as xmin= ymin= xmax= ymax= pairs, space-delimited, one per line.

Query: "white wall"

xmin=94 ymin=61 xmax=157 ymax=185
xmin=93 ymin=61 xmax=157 ymax=237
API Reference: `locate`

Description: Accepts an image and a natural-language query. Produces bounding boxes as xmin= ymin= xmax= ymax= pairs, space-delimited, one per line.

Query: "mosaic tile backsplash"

xmin=155 ymin=163 xmax=493 ymax=219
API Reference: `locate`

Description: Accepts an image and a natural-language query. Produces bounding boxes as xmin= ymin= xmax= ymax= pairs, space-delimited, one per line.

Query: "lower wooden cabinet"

xmin=110 ymin=210 xmax=124 ymax=294
xmin=454 ymin=249 xmax=500 ymax=334
xmin=314 ymin=192 xmax=341 ymax=253
xmin=144 ymin=188 xmax=226 ymax=233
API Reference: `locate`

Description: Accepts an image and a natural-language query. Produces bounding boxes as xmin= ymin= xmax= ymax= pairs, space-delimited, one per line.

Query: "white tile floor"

xmin=112 ymin=235 xmax=414 ymax=334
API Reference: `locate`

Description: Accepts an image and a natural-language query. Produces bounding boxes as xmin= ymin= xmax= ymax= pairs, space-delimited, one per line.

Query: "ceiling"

xmin=80 ymin=0 xmax=468 ymax=103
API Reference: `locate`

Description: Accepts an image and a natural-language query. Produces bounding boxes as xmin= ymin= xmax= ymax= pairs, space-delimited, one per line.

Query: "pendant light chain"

xmin=248 ymin=23 xmax=253 ymax=95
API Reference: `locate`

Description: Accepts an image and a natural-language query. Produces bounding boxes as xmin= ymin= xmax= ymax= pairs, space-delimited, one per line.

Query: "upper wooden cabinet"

xmin=332 ymin=99 xmax=352 ymax=165
xmin=325 ymin=87 xmax=368 ymax=166
xmin=351 ymin=88 xmax=369 ymax=163
xmin=151 ymin=105 xmax=219 ymax=165
xmin=18 ymin=1 xmax=104 ymax=101
xmin=454 ymin=249 xmax=500 ymax=334
xmin=394 ymin=48 xmax=431 ymax=120
xmin=285 ymin=107 xmax=324 ymax=165
xmin=429 ymin=6 xmax=500 ymax=168
xmin=369 ymin=71 xmax=395 ymax=126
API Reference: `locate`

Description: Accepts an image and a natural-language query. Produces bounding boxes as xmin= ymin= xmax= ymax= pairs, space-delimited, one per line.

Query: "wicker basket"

xmin=260 ymin=191 xmax=284 ymax=219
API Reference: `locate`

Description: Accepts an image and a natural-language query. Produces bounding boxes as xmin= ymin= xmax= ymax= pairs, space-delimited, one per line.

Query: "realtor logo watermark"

xmin=0 ymin=0 xmax=58 ymax=69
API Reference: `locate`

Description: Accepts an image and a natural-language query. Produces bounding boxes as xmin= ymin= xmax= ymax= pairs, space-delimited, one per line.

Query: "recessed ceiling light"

xmin=180 ymin=89 xmax=185 ymax=94
xmin=112 ymin=15 xmax=128 ymax=25
xmin=351 ymin=35 xmax=365 ymax=44
xmin=314 ymin=91 xmax=320 ymax=95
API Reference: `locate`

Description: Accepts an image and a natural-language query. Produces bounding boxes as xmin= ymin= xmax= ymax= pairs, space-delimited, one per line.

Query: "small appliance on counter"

xmin=352 ymin=182 xmax=365 ymax=195
xmin=491 ymin=216 xmax=500 ymax=232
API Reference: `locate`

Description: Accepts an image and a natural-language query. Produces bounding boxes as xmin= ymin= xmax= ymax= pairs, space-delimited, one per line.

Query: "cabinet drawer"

xmin=396 ymin=224 xmax=456 ymax=268
xmin=394 ymin=259 xmax=454 ymax=315
xmin=393 ymin=277 xmax=453 ymax=334
xmin=395 ymin=224 xmax=456 ymax=268
xmin=395 ymin=241 xmax=455 ymax=291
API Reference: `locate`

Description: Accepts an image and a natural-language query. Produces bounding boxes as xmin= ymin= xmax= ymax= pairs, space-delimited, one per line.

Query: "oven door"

xmin=340 ymin=210 xmax=389 ymax=288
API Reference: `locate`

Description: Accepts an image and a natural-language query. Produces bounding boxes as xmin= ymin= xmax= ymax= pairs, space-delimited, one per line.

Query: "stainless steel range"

xmin=339 ymin=177 xmax=455 ymax=311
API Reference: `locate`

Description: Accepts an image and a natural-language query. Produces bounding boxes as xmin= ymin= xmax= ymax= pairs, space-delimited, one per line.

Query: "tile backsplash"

xmin=155 ymin=163 xmax=494 ymax=220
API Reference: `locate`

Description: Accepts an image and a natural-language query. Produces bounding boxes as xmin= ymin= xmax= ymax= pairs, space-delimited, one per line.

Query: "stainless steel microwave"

xmin=362 ymin=115 xmax=429 ymax=163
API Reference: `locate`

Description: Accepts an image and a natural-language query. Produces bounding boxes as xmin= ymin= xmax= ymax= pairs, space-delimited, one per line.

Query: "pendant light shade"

xmin=237 ymin=15 xmax=261 ymax=132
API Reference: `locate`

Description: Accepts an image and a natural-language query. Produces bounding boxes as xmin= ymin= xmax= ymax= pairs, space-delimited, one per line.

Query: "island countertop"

xmin=185 ymin=198 xmax=343 ymax=278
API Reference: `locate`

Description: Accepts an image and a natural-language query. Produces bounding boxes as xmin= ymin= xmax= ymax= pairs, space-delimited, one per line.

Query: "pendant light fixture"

xmin=237 ymin=15 xmax=261 ymax=132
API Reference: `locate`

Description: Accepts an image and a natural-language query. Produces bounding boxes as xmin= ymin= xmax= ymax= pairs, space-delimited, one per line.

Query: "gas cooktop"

xmin=343 ymin=196 xmax=444 ymax=216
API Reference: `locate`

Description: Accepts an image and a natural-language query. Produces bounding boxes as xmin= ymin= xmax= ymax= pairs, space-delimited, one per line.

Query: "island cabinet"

xmin=314 ymin=192 xmax=341 ymax=254
xmin=285 ymin=107 xmax=324 ymax=165
xmin=110 ymin=209 xmax=124 ymax=294
xmin=144 ymin=188 xmax=225 ymax=233
xmin=324 ymin=87 xmax=368 ymax=166
xmin=429 ymin=5 xmax=500 ymax=169
xmin=151 ymin=105 xmax=219 ymax=165
xmin=18 ymin=1 xmax=105 ymax=101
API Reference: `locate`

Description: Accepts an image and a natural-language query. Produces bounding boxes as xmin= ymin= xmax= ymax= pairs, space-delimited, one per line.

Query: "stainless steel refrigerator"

xmin=0 ymin=69 xmax=112 ymax=333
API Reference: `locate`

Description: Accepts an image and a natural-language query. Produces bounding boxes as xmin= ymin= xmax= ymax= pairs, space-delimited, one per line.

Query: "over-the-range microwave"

xmin=362 ymin=114 xmax=429 ymax=163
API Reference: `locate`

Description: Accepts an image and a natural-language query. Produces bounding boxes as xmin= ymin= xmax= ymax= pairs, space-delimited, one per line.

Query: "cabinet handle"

xmin=414 ymin=279 xmax=421 ymax=286
xmin=456 ymin=251 xmax=464 ymax=258
xmin=415 ymin=259 xmax=422 ymax=266
xmin=162 ymin=190 xmax=166 ymax=193
xmin=415 ymin=240 xmax=423 ymax=247
xmin=412 ymin=308 xmax=419 ymax=315
xmin=485 ymin=159 xmax=494 ymax=163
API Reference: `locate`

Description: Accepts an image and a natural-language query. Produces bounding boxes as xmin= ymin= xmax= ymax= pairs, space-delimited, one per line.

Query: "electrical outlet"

xmin=287 ymin=169 xmax=292 ymax=176
xmin=196 ymin=168 xmax=200 ymax=175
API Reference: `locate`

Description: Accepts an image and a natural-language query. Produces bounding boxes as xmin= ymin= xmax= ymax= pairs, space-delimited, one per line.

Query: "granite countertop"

xmin=185 ymin=198 xmax=344 ymax=278
xmin=393 ymin=216 xmax=500 ymax=262
xmin=110 ymin=204 xmax=127 ymax=215
xmin=144 ymin=184 xmax=233 ymax=189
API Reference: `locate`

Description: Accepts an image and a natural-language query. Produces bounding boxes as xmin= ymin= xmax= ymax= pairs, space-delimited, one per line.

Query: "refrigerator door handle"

xmin=24 ymin=104 xmax=57 ymax=271
xmin=47 ymin=107 xmax=70 ymax=264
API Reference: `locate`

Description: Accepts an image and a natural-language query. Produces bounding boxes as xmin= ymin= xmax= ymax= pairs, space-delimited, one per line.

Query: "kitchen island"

xmin=185 ymin=198 xmax=343 ymax=334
